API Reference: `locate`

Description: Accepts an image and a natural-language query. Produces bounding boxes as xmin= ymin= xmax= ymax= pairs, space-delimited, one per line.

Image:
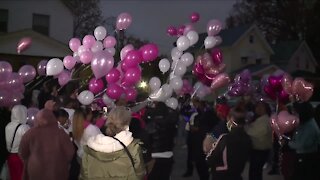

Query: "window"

xmin=256 ymin=58 xmax=262 ymax=65
xmin=249 ymin=35 xmax=254 ymax=44
xmin=241 ymin=57 xmax=248 ymax=64
xmin=0 ymin=9 xmax=8 ymax=33
xmin=32 ymin=14 xmax=50 ymax=35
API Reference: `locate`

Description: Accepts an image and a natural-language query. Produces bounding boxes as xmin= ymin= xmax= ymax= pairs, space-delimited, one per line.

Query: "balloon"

xmin=270 ymin=114 xmax=282 ymax=136
xmin=103 ymin=36 xmax=117 ymax=48
xmin=17 ymin=37 xmax=32 ymax=54
xmin=106 ymin=68 xmax=121 ymax=84
xmin=238 ymin=69 xmax=252 ymax=83
xmin=18 ymin=65 xmax=36 ymax=83
xmin=169 ymin=76 xmax=183 ymax=91
xmin=91 ymin=41 xmax=103 ymax=53
xmin=125 ymin=87 xmax=137 ymax=102
xmin=277 ymin=111 xmax=300 ymax=134
xmin=77 ymin=45 xmax=89 ymax=55
xmin=207 ymin=19 xmax=222 ymax=36
xmin=176 ymin=36 xmax=190 ymax=51
xmin=166 ymin=97 xmax=178 ymax=110
xmin=264 ymin=85 xmax=277 ymax=100
xmin=180 ymin=52 xmax=194 ymax=67
xmin=7 ymin=92 xmax=23 ymax=107
xmin=281 ymin=74 xmax=293 ymax=95
xmin=58 ymin=70 xmax=71 ymax=86
xmin=79 ymin=51 xmax=93 ymax=64
xmin=82 ymin=35 xmax=95 ymax=49
xmin=63 ymin=56 xmax=76 ymax=70
xmin=210 ymin=73 xmax=230 ymax=91
xmin=196 ymin=85 xmax=211 ymax=99
xmin=0 ymin=61 xmax=13 ymax=80
xmin=105 ymin=48 xmax=116 ymax=56
xmin=177 ymin=25 xmax=185 ymax=36
xmin=149 ymin=77 xmax=161 ymax=92
xmin=210 ymin=48 xmax=223 ymax=66
xmin=122 ymin=67 xmax=141 ymax=87
xmin=204 ymin=36 xmax=217 ymax=49
xmin=35 ymin=60 xmax=47 ymax=76
xmin=140 ymin=43 xmax=159 ymax=62
xmin=268 ymin=75 xmax=283 ymax=92
xmin=171 ymin=47 xmax=183 ymax=59
xmin=120 ymin=44 xmax=134 ymax=60
xmin=0 ymin=90 xmax=10 ymax=107
xmin=215 ymin=36 xmax=223 ymax=46
xmin=46 ymin=58 xmax=64 ymax=76
xmin=183 ymin=23 xmax=195 ymax=35
xmin=292 ymin=78 xmax=314 ymax=102
xmin=88 ymin=78 xmax=104 ymax=94
xmin=200 ymin=53 xmax=213 ymax=69
xmin=116 ymin=12 xmax=132 ymax=30
xmin=69 ymin=38 xmax=81 ymax=52
xmin=94 ymin=26 xmax=107 ymax=41
xmin=124 ymin=50 xmax=142 ymax=67
xmin=186 ymin=31 xmax=199 ymax=46
xmin=159 ymin=58 xmax=170 ymax=73
xmin=27 ymin=107 xmax=39 ymax=126
xmin=91 ymin=51 xmax=114 ymax=79
xmin=174 ymin=63 xmax=187 ymax=76
xmin=171 ymin=59 xmax=179 ymax=70
xmin=149 ymin=88 xmax=164 ymax=102
xmin=206 ymin=63 xmax=226 ymax=76
xmin=102 ymin=93 xmax=114 ymax=106
xmin=167 ymin=26 xmax=177 ymax=36
xmin=77 ymin=90 xmax=94 ymax=105
xmin=106 ymin=84 xmax=124 ymax=100
xmin=161 ymin=84 xmax=173 ymax=101
xmin=190 ymin=12 xmax=200 ymax=23
xmin=279 ymin=89 xmax=289 ymax=103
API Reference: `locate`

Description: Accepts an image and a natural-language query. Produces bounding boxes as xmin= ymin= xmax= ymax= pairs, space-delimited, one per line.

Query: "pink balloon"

xmin=122 ymin=67 xmax=141 ymax=87
xmin=37 ymin=60 xmax=48 ymax=76
xmin=270 ymin=114 xmax=282 ymax=136
xmin=120 ymin=44 xmax=134 ymax=60
xmin=210 ymin=48 xmax=223 ymax=66
xmin=264 ymin=85 xmax=277 ymax=100
xmin=58 ymin=70 xmax=71 ymax=86
xmin=0 ymin=61 xmax=13 ymax=80
xmin=91 ymin=51 xmax=114 ymax=79
xmin=268 ymin=75 xmax=283 ymax=92
xmin=190 ymin=12 xmax=200 ymax=23
xmin=140 ymin=43 xmax=159 ymax=62
xmin=17 ymin=37 xmax=32 ymax=54
xmin=277 ymin=111 xmax=300 ymax=134
xmin=281 ymin=73 xmax=293 ymax=95
xmin=178 ymin=25 xmax=185 ymax=36
xmin=292 ymin=78 xmax=314 ymax=102
xmin=5 ymin=73 xmax=23 ymax=90
xmin=0 ymin=90 xmax=10 ymax=107
xmin=210 ymin=73 xmax=230 ymax=91
xmin=7 ymin=91 xmax=23 ymax=107
xmin=18 ymin=65 xmax=36 ymax=83
xmin=200 ymin=53 xmax=213 ymax=69
xmin=106 ymin=84 xmax=124 ymax=100
xmin=125 ymin=87 xmax=137 ymax=102
xmin=69 ymin=38 xmax=81 ymax=52
xmin=124 ymin=50 xmax=142 ymax=66
xmin=167 ymin=26 xmax=177 ymax=36
xmin=207 ymin=19 xmax=222 ymax=36
xmin=82 ymin=35 xmax=95 ymax=48
xmin=183 ymin=23 xmax=195 ymax=35
xmin=63 ymin=56 xmax=76 ymax=70
xmin=103 ymin=36 xmax=117 ymax=48
xmin=89 ymin=78 xmax=104 ymax=94
xmin=279 ymin=89 xmax=289 ymax=103
xmin=80 ymin=51 xmax=93 ymax=64
xmin=116 ymin=12 xmax=133 ymax=30
xmin=106 ymin=68 xmax=121 ymax=84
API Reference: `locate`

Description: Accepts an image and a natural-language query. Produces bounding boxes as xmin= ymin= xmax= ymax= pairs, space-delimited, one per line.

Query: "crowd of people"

xmin=0 ymin=79 xmax=320 ymax=180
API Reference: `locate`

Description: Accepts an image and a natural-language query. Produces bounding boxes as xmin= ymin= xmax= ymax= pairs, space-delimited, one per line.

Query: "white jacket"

xmin=76 ymin=124 xmax=101 ymax=157
xmin=5 ymin=105 xmax=30 ymax=153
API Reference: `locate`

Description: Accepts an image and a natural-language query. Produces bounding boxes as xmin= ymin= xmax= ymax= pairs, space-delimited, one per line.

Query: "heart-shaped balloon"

xmin=270 ymin=114 xmax=281 ymax=136
xmin=210 ymin=73 xmax=230 ymax=91
xmin=200 ymin=53 xmax=213 ymax=69
xmin=210 ymin=48 xmax=223 ymax=66
xmin=268 ymin=75 xmax=283 ymax=92
xmin=292 ymin=78 xmax=314 ymax=102
xmin=192 ymin=63 xmax=211 ymax=86
xmin=277 ymin=111 xmax=299 ymax=134
xmin=281 ymin=73 xmax=293 ymax=95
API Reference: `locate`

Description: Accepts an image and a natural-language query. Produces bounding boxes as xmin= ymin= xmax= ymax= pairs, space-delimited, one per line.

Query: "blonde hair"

xmin=106 ymin=106 xmax=131 ymax=136
xmin=72 ymin=109 xmax=85 ymax=143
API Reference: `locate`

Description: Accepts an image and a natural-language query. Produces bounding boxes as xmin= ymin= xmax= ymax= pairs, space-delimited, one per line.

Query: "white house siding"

xmin=287 ymin=44 xmax=317 ymax=73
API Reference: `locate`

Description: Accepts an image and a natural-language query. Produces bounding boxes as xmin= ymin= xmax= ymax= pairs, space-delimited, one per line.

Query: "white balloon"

xmin=46 ymin=58 xmax=64 ymax=76
xmin=102 ymin=93 xmax=114 ymax=105
xmin=180 ymin=52 xmax=194 ymax=67
xmin=186 ymin=31 xmax=199 ymax=46
xmin=174 ymin=62 xmax=187 ymax=76
xmin=171 ymin=59 xmax=179 ymax=70
xmin=165 ymin=97 xmax=178 ymax=110
xmin=161 ymin=84 xmax=173 ymax=101
xmin=94 ymin=26 xmax=107 ymax=41
xmin=149 ymin=88 xmax=164 ymax=102
xmin=105 ymin=48 xmax=116 ymax=56
xmin=204 ymin=36 xmax=217 ymax=49
xmin=159 ymin=58 xmax=170 ymax=73
xmin=171 ymin=47 xmax=183 ymax=59
xmin=169 ymin=76 xmax=183 ymax=91
xmin=120 ymin=44 xmax=134 ymax=60
xmin=77 ymin=45 xmax=89 ymax=55
xmin=77 ymin=90 xmax=94 ymax=105
xmin=176 ymin=36 xmax=190 ymax=52
xmin=91 ymin=41 xmax=103 ymax=53
xmin=149 ymin=77 xmax=161 ymax=92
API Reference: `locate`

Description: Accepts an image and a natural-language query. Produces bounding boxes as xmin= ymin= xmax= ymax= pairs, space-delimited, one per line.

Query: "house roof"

xmin=270 ymin=40 xmax=302 ymax=63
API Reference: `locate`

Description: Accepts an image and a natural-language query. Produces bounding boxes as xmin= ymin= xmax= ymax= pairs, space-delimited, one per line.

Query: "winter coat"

xmin=5 ymin=105 xmax=30 ymax=153
xmin=80 ymin=130 xmax=145 ymax=180
xmin=19 ymin=109 xmax=74 ymax=180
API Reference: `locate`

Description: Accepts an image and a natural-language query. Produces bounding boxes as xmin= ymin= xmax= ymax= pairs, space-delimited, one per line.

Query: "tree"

xmin=61 ymin=0 xmax=106 ymax=38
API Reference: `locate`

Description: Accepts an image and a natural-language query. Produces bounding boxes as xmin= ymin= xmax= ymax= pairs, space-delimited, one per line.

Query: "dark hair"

xmin=53 ymin=109 xmax=69 ymax=119
xmin=230 ymin=106 xmax=247 ymax=125
xmin=154 ymin=102 xmax=168 ymax=115
xmin=293 ymin=102 xmax=314 ymax=123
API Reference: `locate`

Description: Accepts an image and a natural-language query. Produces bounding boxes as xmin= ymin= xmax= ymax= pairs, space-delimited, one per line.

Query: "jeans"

xmin=249 ymin=149 xmax=270 ymax=180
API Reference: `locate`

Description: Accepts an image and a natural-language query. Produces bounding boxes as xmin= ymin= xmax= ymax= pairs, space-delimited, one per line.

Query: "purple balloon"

xmin=18 ymin=65 xmax=36 ymax=83
xmin=190 ymin=12 xmax=200 ymax=23
xmin=238 ymin=69 xmax=252 ymax=84
xmin=7 ymin=91 xmax=23 ymax=107
xmin=0 ymin=61 xmax=13 ymax=81
xmin=5 ymin=73 xmax=23 ymax=90
xmin=167 ymin=26 xmax=177 ymax=36
xmin=103 ymin=36 xmax=117 ymax=48
xmin=58 ymin=70 xmax=71 ymax=86
xmin=37 ymin=60 xmax=48 ymax=76
xmin=89 ymin=77 xmax=104 ymax=94
xmin=106 ymin=68 xmax=121 ymax=84
xmin=106 ymin=84 xmax=124 ymax=100
xmin=0 ymin=90 xmax=10 ymax=107
xmin=91 ymin=51 xmax=114 ymax=79
xmin=178 ymin=25 xmax=185 ymax=36
xmin=69 ymin=38 xmax=81 ymax=52
xmin=63 ymin=56 xmax=76 ymax=70
xmin=207 ymin=19 xmax=222 ymax=36
xmin=121 ymin=67 xmax=141 ymax=87
xmin=140 ymin=43 xmax=159 ymax=63
xmin=116 ymin=12 xmax=133 ymax=30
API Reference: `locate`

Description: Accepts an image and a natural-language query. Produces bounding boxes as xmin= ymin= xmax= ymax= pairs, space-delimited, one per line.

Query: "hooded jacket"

xmin=5 ymin=105 xmax=30 ymax=153
xmin=80 ymin=130 xmax=145 ymax=180
xmin=19 ymin=109 xmax=74 ymax=180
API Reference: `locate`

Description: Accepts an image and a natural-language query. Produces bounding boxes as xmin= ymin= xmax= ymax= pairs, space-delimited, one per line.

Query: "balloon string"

xmin=191 ymin=85 xmax=201 ymax=98
xmin=25 ymin=76 xmax=41 ymax=87
xmin=94 ymin=88 xmax=107 ymax=98
xmin=28 ymin=76 xmax=48 ymax=90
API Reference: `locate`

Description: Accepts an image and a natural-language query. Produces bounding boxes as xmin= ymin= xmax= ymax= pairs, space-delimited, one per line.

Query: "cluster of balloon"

xmin=167 ymin=12 xmax=200 ymax=37
xmin=281 ymin=74 xmax=314 ymax=102
xmin=271 ymin=111 xmax=300 ymax=138
xmin=227 ymin=69 xmax=254 ymax=97
xmin=263 ymin=74 xmax=291 ymax=103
